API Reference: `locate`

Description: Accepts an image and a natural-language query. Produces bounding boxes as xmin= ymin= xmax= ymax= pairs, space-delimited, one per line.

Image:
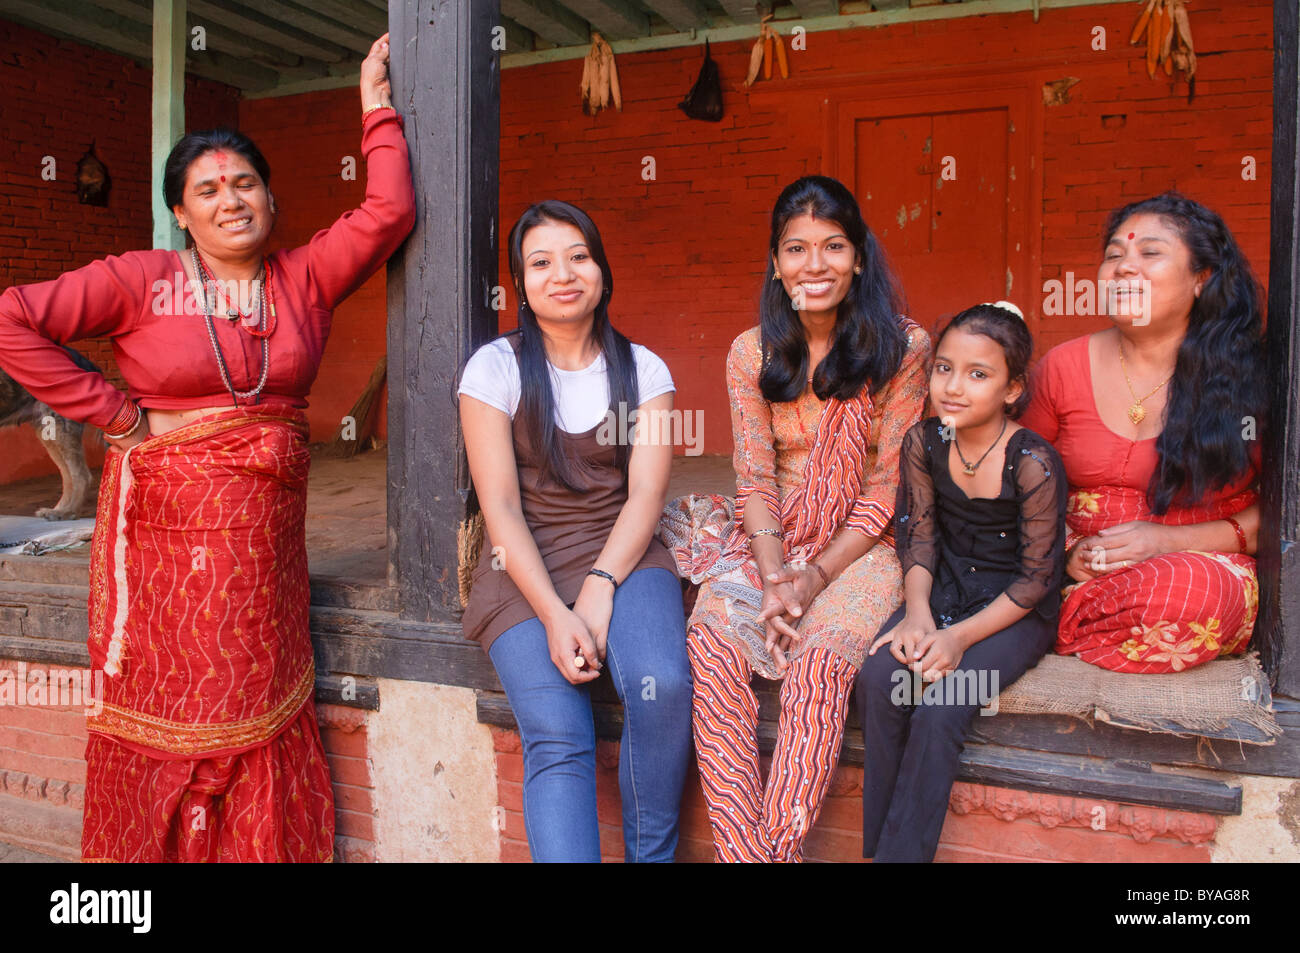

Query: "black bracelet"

xmin=588 ymin=568 xmax=618 ymax=589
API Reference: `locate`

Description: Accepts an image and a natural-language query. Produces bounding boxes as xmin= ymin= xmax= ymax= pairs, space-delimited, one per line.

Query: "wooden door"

xmin=834 ymin=90 xmax=1034 ymax=337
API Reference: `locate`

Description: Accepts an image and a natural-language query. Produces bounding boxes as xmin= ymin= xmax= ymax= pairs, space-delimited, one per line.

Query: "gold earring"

xmin=773 ymin=269 xmax=782 ymax=281
xmin=854 ymin=265 xmax=862 ymax=275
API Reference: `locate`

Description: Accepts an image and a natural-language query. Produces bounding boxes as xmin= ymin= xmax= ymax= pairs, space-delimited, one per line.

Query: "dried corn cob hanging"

xmin=744 ymin=14 xmax=789 ymax=88
xmin=1130 ymin=0 xmax=1197 ymax=97
xmin=581 ymin=33 xmax=622 ymax=115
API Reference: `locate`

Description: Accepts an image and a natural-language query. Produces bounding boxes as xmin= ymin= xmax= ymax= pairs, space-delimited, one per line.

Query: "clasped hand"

xmin=868 ymin=610 xmax=964 ymax=682
xmin=1067 ymin=520 xmax=1170 ymax=582
xmin=755 ymin=565 xmax=825 ymax=675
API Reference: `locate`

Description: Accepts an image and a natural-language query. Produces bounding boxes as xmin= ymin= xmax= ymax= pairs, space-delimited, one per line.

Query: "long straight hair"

xmin=759 ymin=176 xmax=907 ymax=403
xmin=505 ymin=200 xmax=639 ymax=491
xmin=1102 ymin=192 xmax=1267 ymax=514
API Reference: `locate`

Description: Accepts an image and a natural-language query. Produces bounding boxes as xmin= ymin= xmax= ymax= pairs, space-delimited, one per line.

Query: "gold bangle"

xmin=362 ymin=103 xmax=394 ymax=121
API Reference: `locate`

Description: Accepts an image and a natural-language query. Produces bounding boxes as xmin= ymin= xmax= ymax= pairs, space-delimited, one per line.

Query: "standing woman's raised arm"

xmin=288 ymin=33 xmax=417 ymax=311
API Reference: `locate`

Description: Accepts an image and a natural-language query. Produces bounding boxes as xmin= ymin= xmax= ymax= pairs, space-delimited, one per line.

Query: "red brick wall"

xmin=498 ymin=0 xmax=1274 ymax=454
xmin=3 ymin=1 xmax=1275 ymax=475
xmin=0 ymin=659 xmax=375 ymax=862
xmin=0 ymin=18 xmax=239 ymax=484
xmin=491 ymin=725 xmax=1216 ymax=862
xmin=236 ymin=91 xmax=392 ymax=446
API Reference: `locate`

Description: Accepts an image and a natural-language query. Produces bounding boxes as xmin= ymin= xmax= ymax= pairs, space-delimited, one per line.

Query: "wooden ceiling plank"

xmin=788 ymin=0 xmax=839 ymax=17
xmin=223 ymin=0 xmax=378 ymax=54
xmin=499 ymin=16 xmax=536 ymax=53
xmin=639 ymin=0 xmax=712 ymax=32
xmin=713 ymin=0 xmax=762 ymax=23
xmin=186 ymin=0 xmax=354 ymax=61
xmin=556 ymin=0 xmax=647 ymax=38
xmin=500 ymin=0 xmax=589 ymax=47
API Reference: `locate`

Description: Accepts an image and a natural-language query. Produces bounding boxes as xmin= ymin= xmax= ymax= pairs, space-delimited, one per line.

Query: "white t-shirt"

xmin=457 ymin=336 xmax=675 ymax=434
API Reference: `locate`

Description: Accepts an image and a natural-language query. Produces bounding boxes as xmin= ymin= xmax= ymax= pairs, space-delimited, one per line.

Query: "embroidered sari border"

xmin=86 ymin=664 xmax=315 ymax=757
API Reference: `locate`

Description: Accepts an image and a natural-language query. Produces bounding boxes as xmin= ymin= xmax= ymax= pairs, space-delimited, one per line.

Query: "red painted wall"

xmin=2 ymin=0 xmax=1277 ymax=468
xmin=497 ymin=0 xmax=1274 ymax=454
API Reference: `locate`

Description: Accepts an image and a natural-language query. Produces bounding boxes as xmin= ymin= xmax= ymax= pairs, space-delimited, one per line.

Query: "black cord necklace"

xmin=953 ymin=416 xmax=1008 ymax=476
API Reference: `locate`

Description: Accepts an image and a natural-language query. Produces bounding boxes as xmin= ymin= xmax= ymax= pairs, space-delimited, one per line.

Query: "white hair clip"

xmin=981 ymin=300 xmax=1025 ymax=321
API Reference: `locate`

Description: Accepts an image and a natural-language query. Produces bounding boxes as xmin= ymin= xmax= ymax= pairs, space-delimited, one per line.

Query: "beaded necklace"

xmin=191 ymin=249 xmax=279 ymax=403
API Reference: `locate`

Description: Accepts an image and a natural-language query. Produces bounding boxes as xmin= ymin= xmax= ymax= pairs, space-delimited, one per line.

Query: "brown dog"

xmin=0 ymin=347 xmax=98 ymax=520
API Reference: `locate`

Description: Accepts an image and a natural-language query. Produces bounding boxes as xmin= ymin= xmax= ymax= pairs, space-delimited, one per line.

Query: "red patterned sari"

xmin=81 ymin=404 xmax=333 ymax=862
xmin=1056 ymin=485 xmax=1258 ymax=673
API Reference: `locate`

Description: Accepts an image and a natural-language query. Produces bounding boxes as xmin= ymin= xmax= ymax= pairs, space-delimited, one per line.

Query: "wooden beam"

xmin=714 ymin=0 xmax=763 ymax=24
xmin=557 ymin=0 xmax=648 ymax=38
xmin=222 ymin=0 xmax=379 ymax=55
xmin=500 ymin=0 xmax=589 ymax=47
xmin=789 ymin=0 xmax=840 ymax=17
xmin=282 ymin=0 xmax=389 ymax=41
xmin=501 ymin=0 xmax=1133 ymax=64
xmin=500 ymin=16 xmax=536 ymax=53
xmin=387 ymin=0 xmax=501 ymax=623
xmin=1260 ymin=0 xmax=1300 ymax=698
xmin=91 ymin=0 xmax=336 ymax=78
xmin=638 ymin=0 xmax=711 ymax=32
xmin=151 ymin=0 xmax=186 ymax=251
xmin=187 ymin=0 xmax=354 ymax=61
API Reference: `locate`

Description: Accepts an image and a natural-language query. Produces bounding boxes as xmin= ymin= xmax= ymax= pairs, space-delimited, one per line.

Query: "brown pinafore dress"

xmin=460 ymin=335 xmax=679 ymax=653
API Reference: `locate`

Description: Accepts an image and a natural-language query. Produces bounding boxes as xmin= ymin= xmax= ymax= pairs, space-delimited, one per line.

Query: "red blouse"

xmin=0 ymin=110 xmax=416 ymax=431
xmin=1020 ymin=334 xmax=1259 ymax=495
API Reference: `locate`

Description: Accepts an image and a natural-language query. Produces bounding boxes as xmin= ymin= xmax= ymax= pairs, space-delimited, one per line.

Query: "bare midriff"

xmin=146 ymin=405 xmax=234 ymax=437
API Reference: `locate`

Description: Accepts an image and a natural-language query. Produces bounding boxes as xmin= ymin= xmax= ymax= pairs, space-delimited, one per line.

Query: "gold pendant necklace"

xmin=1118 ymin=339 xmax=1174 ymax=426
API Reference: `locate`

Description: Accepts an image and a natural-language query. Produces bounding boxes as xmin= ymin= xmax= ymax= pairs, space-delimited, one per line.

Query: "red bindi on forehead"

xmin=220 ymin=175 xmax=226 ymax=182
xmin=1128 ymin=232 xmax=1135 ymax=239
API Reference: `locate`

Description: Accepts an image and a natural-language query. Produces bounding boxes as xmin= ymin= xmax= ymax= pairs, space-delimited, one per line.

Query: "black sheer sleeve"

xmin=893 ymin=421 xmax=939 ymax=579
xmin=1004 ymin=431 xmax=1069 ymax=611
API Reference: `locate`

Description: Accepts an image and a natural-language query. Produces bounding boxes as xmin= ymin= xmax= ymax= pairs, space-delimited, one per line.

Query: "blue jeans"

xmin=487 ymin=567 xmax=692 ymax=862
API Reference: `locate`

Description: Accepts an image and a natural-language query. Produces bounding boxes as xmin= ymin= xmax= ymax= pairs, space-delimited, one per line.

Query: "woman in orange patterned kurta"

xmin=1019 ymin=192 xmax=1265 ymax=674
xmin=661 ymin=176 xmax=929 ymax=862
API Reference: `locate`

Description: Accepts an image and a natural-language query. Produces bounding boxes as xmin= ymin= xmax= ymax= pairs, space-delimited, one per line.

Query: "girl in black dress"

xmin=856 ymin=301 xmax=1067 ymax=862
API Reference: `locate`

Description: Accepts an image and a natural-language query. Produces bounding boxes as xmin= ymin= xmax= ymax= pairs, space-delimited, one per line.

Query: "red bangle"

xmin=810 ymin=562 xmax=831 ymax=590
xmin=1224 ymin=516 xmax=1248 ymax=554
xmin=103 ymin=399 xmax=141 ymax=439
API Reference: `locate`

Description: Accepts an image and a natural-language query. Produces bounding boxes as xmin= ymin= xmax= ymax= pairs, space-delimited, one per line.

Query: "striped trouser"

xmin=687 ymin=621 xmax=857 ymax=863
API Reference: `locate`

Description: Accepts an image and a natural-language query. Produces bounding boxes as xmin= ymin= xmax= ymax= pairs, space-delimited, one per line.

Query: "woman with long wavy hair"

xmin=1020 ymin=191 xmax=1266 ymax=673
xmin=0 ymin=36 xmax=414 ymax=861
xmin=661 ymin=176 xmax=930 ymax=862
xmin=458 ymin=200 xmax=691 ymax=862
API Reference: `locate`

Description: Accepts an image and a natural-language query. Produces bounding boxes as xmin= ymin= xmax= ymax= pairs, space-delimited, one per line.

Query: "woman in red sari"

xmin=1020 ymin=193 xmax=1265 ymax=674
xmin=0 ymin=35 xmax=414 ymax=860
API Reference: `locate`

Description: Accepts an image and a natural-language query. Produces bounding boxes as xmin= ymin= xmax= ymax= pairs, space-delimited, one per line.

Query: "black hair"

xmin=504 ymin=199 xmax=639 ymax=491
xmin=162 ymin=128 xmax=273 ymax=246
xmin=758 ymin=175 xmax=907 ymax=403
xmin=1101 ymin=192 xmax=1267 ymax=515
xmin=934 ymin=303 xmax=1034 ymax=418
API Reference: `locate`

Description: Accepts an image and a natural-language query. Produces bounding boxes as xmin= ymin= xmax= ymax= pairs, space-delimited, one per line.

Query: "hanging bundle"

xmin=580 ymin=32 xmax=622 ymax=115
xmin=75 ymin=142 xmax=111 ymax=207
xmin=679 ymin=39 xmax=724 ymax=121
xmin=744 ymin=14 xmax=789 ymax=88
xmin=1130 ymin=0 xmax=1196 ymax=98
